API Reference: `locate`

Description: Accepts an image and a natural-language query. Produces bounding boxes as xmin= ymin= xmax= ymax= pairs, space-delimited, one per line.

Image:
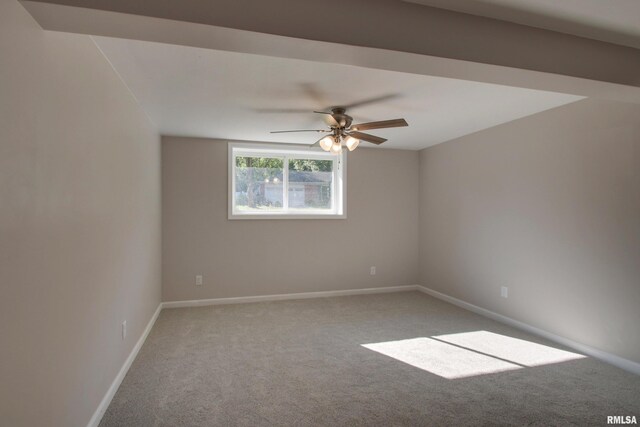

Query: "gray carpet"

xmin=100 ymin=291 xmax=640 ymax=426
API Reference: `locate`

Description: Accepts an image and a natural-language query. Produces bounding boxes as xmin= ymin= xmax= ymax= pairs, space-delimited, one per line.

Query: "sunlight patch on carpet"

xmin=434 ymin=331 xmax=586 ymax=367
xmin=362 ymin=331 xmax=586 ymax=379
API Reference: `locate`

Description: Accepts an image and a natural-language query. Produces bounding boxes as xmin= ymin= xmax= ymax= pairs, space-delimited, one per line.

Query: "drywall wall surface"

xmin=419 ymin=98 xmax=640 ymax=363
xmin=0 ymin=1 xmax=161 ymax=425
xmin=162 ymin=137 xmax=419 ymax=301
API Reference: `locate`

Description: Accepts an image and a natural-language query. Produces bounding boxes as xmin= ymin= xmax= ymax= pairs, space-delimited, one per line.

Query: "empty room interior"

xmin=2 ymin=0 xmax=640 ymax=425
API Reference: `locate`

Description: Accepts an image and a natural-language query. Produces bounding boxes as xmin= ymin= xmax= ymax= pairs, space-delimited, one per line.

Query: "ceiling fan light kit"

xmin=330 ymin=139 xmax=343 ymax=154
xmin=319 ymin=135 xmax=334 ymax=151
xmin=271 ymin=106 xmax=408 ymax=153
xmin=344 ymin=135 xmax=360 ymax=151
xmin=318 ymin=134 xmax=359 ymax=153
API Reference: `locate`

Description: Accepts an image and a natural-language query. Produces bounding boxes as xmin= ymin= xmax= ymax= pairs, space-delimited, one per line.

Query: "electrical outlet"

xmin=122 ymin=321 xmax=127 ymax=340
xmin=195 ymin=275 xmax=203 ymax=286
xmin=501 ymin=286 xmax=508 ymax=298
xmin=370 ymin=266 xmax=376 ymax=276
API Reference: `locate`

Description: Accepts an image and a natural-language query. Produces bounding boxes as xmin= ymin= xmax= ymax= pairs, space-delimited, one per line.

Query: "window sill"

xmin=228 ymin=213 xmax=346 ymax=220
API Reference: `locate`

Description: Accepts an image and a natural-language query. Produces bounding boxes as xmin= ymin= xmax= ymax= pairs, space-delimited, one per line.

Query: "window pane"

xmin=288 ymin=159 xmax=333 ymax=210
xmin=235 ymin=156 xmax=283 ymax=212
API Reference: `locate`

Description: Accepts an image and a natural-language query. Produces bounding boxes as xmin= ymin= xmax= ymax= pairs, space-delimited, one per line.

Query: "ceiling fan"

xmin=270 ymin=107 xmax=408 ymax=153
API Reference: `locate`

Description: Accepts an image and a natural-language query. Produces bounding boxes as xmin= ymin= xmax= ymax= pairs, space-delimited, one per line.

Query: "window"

xmin=229 ymin=143 xmax=346 ymax=219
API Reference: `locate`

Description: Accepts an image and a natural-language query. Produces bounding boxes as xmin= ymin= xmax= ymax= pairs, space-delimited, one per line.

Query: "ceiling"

xmin=405 ymin=0 xmax=640 ymax=49
xmin=94 ymin=36 xmax=581 ymax=150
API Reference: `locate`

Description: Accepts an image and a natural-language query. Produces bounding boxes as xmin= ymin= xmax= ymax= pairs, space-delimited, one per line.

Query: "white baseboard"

xmin=162 ymin=285 xmax=419 ymax=309
xmin=87 ymin=303 xmax=162 ymax=427
xmin=417 ymin=285 xmax=640 ymax=376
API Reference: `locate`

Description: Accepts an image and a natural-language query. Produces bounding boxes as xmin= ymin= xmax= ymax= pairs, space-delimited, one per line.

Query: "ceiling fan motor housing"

xmin=329 ymin=107 xmax=353 ymax=129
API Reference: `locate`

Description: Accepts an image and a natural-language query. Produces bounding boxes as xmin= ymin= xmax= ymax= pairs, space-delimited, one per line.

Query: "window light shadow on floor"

xmin=362 ymin=331 xmax=587 ymax=379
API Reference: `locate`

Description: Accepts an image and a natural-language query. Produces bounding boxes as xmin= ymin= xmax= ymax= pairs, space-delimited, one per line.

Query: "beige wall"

xmin=419 ymin=98 xmax=640 ymax=364
xmin=0 ymin=1 xmax=161 ymax=426
xmin=162 ymin=137 xmax=419 ymax=301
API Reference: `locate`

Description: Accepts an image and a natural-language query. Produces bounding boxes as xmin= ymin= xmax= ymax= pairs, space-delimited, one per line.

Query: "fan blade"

xmin=313 ymin=112 xmax=340 ymax=127
xmin=300 ymin=83 xmax=329 ymax=106
xmin=351 ymin=119 xmax=408 ymax=131
xmin=348 ymin=131 xmax=387 ymax=145
xmin=310 ymin=137 xmax=322 ymax=148
xmin=270 ymin=129 xmax=329 ymax=134
xmin=253 ymin=108 xmax=310 ymax=114
xmin=329 ymin=115 xmax=342 ymax=127
xmin=255 ymin=84 xmax=328 ymax=114
xmin=343 ymin=94 xmax=399 ymax=110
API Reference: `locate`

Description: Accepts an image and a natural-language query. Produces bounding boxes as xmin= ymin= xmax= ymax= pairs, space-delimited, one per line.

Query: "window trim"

xmin=228 ymin=142 xmax=347 ymax=220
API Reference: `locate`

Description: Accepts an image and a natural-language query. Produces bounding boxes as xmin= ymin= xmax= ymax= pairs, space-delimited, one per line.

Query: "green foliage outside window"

xmin=235 ymin=156 xmax=333 ymax=210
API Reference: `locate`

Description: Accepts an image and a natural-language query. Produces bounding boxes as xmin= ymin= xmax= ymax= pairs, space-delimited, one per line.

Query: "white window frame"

xmin=228 ymin=142 xmax=347 ymax=219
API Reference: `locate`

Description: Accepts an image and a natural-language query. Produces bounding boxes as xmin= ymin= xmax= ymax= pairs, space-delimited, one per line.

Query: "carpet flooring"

xmin=100 ymin=291 xmax=640 ymax=426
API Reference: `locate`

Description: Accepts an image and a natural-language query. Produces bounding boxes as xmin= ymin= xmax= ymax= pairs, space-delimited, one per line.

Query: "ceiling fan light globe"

xmin=319 ymin=136 xmax=334 ymax=151
xmin=345 ymin=136 xmax=360 ymax=151
xmin=330 ymin=142 xmax=343 ymax=154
